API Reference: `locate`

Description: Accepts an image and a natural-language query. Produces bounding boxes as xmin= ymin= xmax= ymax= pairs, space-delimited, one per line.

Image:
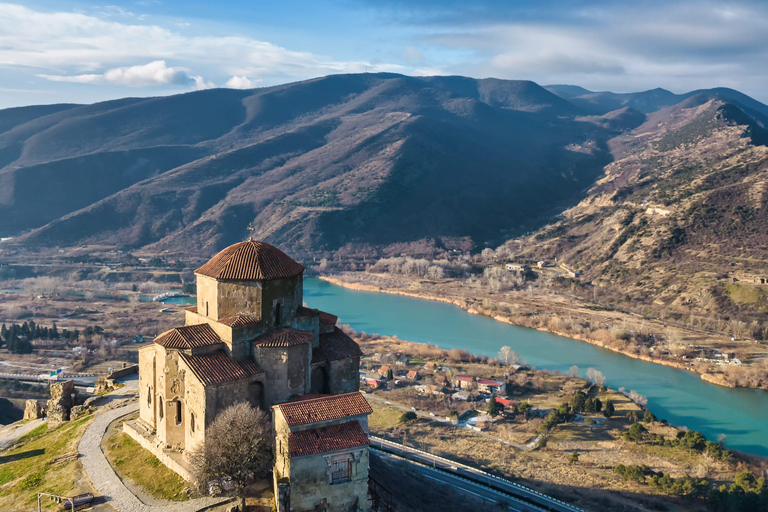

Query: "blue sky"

xmin=1 ymin=0 xmax=767 ymax=108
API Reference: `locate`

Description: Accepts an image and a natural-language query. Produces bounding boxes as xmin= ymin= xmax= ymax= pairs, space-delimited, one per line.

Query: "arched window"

xmin=147 ymin=387 xmax=152 ymax=407
xmin=190 ymin=412 xmax=195 ymax=433
xmin=159 ymin=396 xmax=163 ymax=419
xmin=274 ymin=302 xmax=282 ymax=326
xmin=175 ymin=401 xmax=183 ymax=425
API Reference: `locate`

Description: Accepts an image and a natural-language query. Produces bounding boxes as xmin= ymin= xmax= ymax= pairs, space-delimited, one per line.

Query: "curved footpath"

xmin=78 ymin=381 xmax=226 ymax=512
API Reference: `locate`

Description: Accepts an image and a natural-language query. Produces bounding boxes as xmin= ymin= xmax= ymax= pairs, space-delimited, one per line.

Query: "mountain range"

xmin=1 ymin=73 xmax=767 ymax=261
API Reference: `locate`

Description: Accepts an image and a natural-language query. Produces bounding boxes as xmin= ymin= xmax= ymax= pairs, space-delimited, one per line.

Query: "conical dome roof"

xmin=195 ymin=240 xmax=305 ymax=281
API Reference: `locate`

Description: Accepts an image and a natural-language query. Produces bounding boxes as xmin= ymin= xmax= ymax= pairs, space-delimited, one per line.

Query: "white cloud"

xmin=40 ymin=60 xmax=195 ymax=86
xmin=0 ymin=2 xmax=403 ymax=92
xmin=225 ymin=76 xmax=261 ymax=89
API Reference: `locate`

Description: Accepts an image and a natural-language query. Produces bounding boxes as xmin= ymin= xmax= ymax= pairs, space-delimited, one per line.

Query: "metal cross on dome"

xmin=247 ymin=225 xmax=258 ymax=241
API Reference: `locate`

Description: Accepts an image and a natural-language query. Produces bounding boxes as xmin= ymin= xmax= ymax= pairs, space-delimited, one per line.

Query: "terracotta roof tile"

xmin=288 ymin=421 xmax=369 ymax=457
xmin=154 ymin=324 xmax=221 ymax=349
xmin=312 ymin=328 xmax=362 ymax=364
xmin=254 ymin=328 xmax=313 ymax=348
xmin=184 ymin=305 xmax=198 ymax=313
xmin=195 ymin=240 xmax=305 ymax=281
xmin=276 ymin=392 xmax=372 ymax=427
xmin=219 ymin=314 xmax=262 ymax=328
xmin=294 ymin=306 xmax=338 ymax=327
xmin=180 ymin=350 xmax=262 ymax=386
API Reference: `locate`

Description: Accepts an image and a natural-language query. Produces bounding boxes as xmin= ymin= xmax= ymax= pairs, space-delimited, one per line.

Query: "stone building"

xmin=124 ymin=240 xmax=368 ymax=510
xmin=273 ymin=393 xmax=373 ymax=512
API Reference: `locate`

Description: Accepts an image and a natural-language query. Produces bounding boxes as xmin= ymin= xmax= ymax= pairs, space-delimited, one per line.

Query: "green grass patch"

xmin=368 ymin=401 xmax=406 ymax=430
xmin=103 ymin=432 xmax=188 ymax=501
xmin=725 ymin=283 xmax=767 ymax=306
xmin=0 ymin=415 xmax=94 ymax=510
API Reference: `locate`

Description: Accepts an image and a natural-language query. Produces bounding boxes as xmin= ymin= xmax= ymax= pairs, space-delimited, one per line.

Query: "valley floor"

xmin=322 ymin=272 xmax=768 ymax=390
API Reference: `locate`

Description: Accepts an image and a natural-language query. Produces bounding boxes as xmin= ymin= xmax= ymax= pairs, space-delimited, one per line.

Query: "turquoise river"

xmin=303 ymin=278 xmax=768 ymax=456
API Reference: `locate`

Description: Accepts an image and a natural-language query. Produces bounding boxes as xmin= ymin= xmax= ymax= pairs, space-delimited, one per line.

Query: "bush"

xmin=625 ymin=422 xmax=647 ymax=442
xmin=615 ymin=464 xmax=652 ymax=482
xmin=400 ymin=411 xmax=418 ymax=423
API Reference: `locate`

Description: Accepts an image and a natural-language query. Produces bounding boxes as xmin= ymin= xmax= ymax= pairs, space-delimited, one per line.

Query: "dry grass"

xmin=102 ymin=422 xmax=188 ymax=502
xmin=0 ymin=416 xmax=95 ymax=511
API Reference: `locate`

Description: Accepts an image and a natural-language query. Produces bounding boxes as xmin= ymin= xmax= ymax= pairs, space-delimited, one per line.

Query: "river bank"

xmin=319 ymin=274 xmax=749 ymax=389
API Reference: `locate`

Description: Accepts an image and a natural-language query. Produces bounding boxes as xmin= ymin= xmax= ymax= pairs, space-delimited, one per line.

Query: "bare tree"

xmin=498 ymin=346 xmax=518 ymax=366
xmin=568 ymin=365 xmax=579 ymax=378
xmin=586 ymin=368 xmax=606 ymax=387
xmin=190 ymin=403 xmax=272 ymax=510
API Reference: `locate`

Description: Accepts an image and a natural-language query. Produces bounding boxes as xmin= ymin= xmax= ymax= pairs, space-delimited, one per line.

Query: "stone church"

xmin=124 ymin=240 xmax=371 ymax=512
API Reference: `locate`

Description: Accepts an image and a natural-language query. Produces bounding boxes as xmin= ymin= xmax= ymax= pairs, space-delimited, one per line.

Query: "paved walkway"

xmin=78 ymin=381 xmax=227 ymax=512
xmin=0 ymin=418 xmax=45 ymax=451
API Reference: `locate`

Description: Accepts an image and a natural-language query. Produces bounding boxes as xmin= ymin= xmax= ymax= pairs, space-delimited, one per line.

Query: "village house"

xmin=454 ymin=375 xmax=474 ymax=390
xmin=406 ymin=370 xmax=420 ymax=380
xmin=477 ymin=378 xmax=506 ymax=395
xmin=124 ymin=240 xmax=368 ymax=511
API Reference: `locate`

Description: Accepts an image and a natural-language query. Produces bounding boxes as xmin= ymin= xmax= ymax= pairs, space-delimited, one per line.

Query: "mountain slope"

xmin=506 ymin=96 xmax=768 ymax=317
xmin=1 ymin=73 xmax=610 ymax=257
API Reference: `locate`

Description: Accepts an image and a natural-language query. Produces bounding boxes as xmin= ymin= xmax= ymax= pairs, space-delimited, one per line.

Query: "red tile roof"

xmin=254 ymin=328 xmax=313 ymax=348
xmin=288 ymin=421 xmax=369 ymax=458
xmin=154 ymin=324 xmax=222 ymax=349
xmin=311 ymin=328 xmax=362 ymax=364
xmin=184 ymin=305 xmax=198 ymax=313
xmin=295 ymin=306 xmax=338 ymax=327
xmin=219 ymin=314 xmax=262 ymax=327
xmin=195 ymin=240 xmax=305 ymax=281
xmin=180 ymin=350 xmax=262 ymax=386
xmin=455 ymin=375 xmax=474 ymax=382
xmin=275 ymin=392 xmax=372 ymax=427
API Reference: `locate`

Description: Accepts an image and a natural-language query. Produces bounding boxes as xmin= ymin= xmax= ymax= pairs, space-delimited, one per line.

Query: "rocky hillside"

xmin=2 ymin=73 xmax=767 ymax=263
xmin=506 ymin=94 xmax=768 ymax=319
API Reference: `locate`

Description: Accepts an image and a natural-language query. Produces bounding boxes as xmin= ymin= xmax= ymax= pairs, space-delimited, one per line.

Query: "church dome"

xmin=195 ymin=240 xmax=305 ymax=281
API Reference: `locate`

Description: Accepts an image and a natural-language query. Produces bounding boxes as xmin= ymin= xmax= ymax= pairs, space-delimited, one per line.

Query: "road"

xmin=371 ymin=436 xmax=586 ymax=512
xmin=0 ymin=372 xmax=98 ymax=387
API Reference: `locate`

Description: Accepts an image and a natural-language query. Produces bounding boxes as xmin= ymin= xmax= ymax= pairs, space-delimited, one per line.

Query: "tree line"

xmin=0 ymin=321 xmax=105 ymax=354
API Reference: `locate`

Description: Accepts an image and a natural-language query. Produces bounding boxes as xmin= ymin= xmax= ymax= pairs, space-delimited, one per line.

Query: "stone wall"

xmin=138 ymin=344 xmax=158 ymax=432
xmin=254 ymin=344 xmax=311 ymax=406
xmin=47 ymin=380 xmax=76 ymax=425
xmin=23 ymin=399 xmax=44 ymax=420
xmin=328 ymin=357 xmax=361 ymax=395
xmin=288 ymin=448 xmax=370 ymax=512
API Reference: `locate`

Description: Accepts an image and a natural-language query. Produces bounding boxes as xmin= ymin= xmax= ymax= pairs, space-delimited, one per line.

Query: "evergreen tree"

xmin=51 ymin=322 xmax=58 ymax=339
xmin=603 ymin=399 xmax=615 ymax=418
xmin=487 ymin=397 xmax=504 ymax=417
xmin=570 ymin=391 xmax=587 ymax=412
xmin=644 ymin=409 xmax=656 ymax=423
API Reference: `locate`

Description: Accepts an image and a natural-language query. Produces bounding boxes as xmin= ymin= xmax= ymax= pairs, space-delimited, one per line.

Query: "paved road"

xmin=371 ymin=436 xmax=586 ymax=512
xmin=375 ymin=450 xmax=547 ymax=511
xmin=0 ymin=372 xmax=99 ymax=386
xmin=78 ymin=380 xmax=226 ymax=512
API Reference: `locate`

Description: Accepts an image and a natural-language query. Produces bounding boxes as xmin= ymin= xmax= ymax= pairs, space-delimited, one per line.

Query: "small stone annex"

xmin=123 ymin=240 xmax=372 ymax=512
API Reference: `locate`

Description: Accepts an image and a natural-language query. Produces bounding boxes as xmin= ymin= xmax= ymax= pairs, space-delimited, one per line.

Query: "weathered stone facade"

xmin=47 ymin=380 xmax=76 ymax=425
xmin=124 ymin=240 xmax=367 ymax=511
